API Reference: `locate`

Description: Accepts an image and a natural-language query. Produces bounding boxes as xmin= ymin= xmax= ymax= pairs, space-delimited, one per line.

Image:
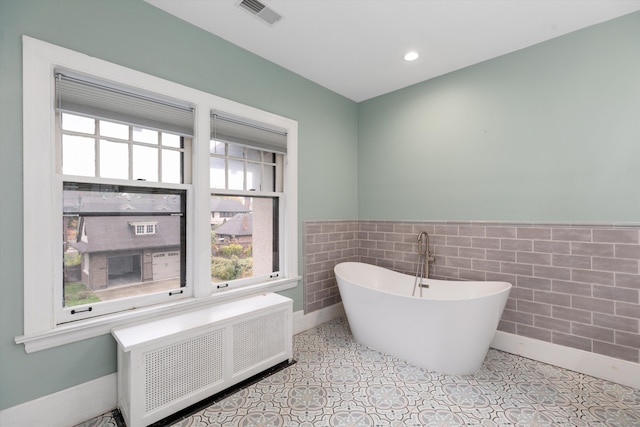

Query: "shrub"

xmin=219 ymin=243 xmax=244 ymax=257
xmin=64 ymin=252 xmax=81 ymax=266
xmin=211 ymin=256 xmax=253 ymax=281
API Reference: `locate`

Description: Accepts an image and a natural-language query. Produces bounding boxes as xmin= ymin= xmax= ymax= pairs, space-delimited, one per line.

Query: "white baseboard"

xmin=0 ymin=373 xmax=117 ymax=427
xmin=491 ymin=330 xmax=640 ymax=389
xmin=293 ymin=303 xmax=345 ymax=335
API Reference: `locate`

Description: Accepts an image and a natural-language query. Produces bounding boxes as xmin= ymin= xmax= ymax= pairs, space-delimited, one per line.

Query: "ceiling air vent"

xmin=238 ymin=0 xmax=282 ymax=25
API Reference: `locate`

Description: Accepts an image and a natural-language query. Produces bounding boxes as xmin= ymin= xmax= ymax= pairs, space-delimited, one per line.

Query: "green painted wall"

xmin=0 ymin=0 xmax=357 ymax=409
xmin=358 ymin=12 xmax=640 ymax=222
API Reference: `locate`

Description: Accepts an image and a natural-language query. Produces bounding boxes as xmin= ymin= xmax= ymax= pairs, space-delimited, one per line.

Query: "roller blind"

xmin=212 ymin=112 xmax=287 ymax=154
xmin=55 ymin=70 xmax=195 ymax=136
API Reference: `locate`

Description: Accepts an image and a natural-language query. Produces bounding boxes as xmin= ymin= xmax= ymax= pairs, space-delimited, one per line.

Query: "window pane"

xmin=210 ymin=157 xmax=225 ymax=188
xmin=100 ymin=140 xmax=129 ymax=179
xmin=274 ymin=154 xmax=283 ymax=192
xmin=162 ymin=132 xmax=181 ymax=148
xmin=62 ymin=113 xmax=95 ymax=134
xmin=100 ymin=120 xmax=129 ymax=139
xmin=210 ymin=196 xmax=277 ymax=284
xmin=133 ymin=145 xmax=158 ymax=181
xmin=228 ymin=144 xmax=244 ymax=159
xmin=263 ymin=164 xmax=275 ymax=192
xmin=246 ymin=148 xmax=261 ymax=162
xmin=210 ymin=140 xmax=225 ymax=155
xmin=251 ymin=197 xmax=277 ymax=276
xmin=133 ymin=127 xmax=158 ymax=144
xmin=228 ymin=159 xmax=244 ymax=190
xmin=63 ymin=184 xmax=185 ymax=308
xmin=62 ymin=135 xmax=95 ymax=176
xmin=162 ymin=150 xmax=182 ymax=184
xmin=247 ymin=162 xmax=261 ymax=191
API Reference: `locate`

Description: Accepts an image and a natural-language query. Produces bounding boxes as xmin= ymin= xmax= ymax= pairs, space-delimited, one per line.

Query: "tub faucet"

xmin=418 ymin=231 xmax=435 ymax=265
xmin=413 ymin=231 xmax=435 ymax=296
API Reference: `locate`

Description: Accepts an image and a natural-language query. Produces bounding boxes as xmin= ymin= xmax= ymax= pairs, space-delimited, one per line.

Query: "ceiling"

xmin=146 ymin=0 xmax=640 ymax=102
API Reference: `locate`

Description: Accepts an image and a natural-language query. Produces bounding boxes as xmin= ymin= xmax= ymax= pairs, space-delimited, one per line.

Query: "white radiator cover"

xmin=112 ymin=293 xmax=292 ymax=427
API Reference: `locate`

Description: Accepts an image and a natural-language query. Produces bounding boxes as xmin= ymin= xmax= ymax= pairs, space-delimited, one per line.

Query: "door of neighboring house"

xmin=152 ymin=251 xmax=181 ymax=281
xmin=108 ymin=254 xmax=142 ymax=286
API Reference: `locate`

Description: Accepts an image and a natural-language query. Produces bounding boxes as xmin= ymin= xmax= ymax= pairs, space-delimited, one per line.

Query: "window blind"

xmin=212 ymin=112 xmax=287 ymax=154
xmin=55 ymin=71 xmax=194 ymax=136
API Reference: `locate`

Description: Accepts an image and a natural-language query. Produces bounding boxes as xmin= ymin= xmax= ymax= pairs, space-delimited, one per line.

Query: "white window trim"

xmin=18 ymin=36 xmax=299 ymax=353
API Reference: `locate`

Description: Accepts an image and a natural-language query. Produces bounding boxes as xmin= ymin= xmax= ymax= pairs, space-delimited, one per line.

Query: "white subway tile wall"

xmin=304 ymin=220 xmax=640 ymax=363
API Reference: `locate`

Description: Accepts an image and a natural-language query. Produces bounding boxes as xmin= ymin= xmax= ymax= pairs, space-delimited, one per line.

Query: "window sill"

xmin=15 ymin=277 xmax=300 ymax=353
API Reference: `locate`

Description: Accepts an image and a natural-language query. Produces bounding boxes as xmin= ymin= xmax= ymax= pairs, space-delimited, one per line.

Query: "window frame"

xmin=209 ymin=191 xmax=281 ymax=290
xmin=18 ymin=36 xmax=299 ymax=353
xmin=209 ymin=135 xmax=285 ymax=291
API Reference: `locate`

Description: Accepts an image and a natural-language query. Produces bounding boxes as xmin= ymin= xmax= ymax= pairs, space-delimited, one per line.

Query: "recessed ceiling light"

xmin=403 ymin=51 xmax=419 ymax=62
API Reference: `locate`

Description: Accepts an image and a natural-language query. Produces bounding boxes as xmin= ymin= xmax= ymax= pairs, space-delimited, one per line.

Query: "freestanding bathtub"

xmin=334 ymin=262 xmax=511 ymax=375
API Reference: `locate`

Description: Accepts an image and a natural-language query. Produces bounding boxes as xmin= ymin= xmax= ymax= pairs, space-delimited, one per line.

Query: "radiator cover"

xmin=112 ymin=293 xmax=292 ymax=427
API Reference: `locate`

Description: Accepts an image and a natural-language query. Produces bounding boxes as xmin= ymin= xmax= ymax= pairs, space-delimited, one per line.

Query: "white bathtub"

xmin=334 ymin=262 xmax=511 ymax=375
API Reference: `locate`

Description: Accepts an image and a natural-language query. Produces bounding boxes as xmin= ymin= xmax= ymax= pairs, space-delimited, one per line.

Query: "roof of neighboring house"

xmin=64 ymin=191 xmax=248 ymax=216
xmin=210 ymin=197 xmax=249 ymax=213
xmin=70 ymin=215 xmax=180 ymax=253
xmin=215 ymin=213 xmax=252 ymax=237
xmin=64 ymin=191 xmax=182 ymax=214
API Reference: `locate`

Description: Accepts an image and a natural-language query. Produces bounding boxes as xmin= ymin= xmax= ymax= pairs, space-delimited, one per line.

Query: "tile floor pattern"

xmin=77 ymin=317 xmax=640 ymax=427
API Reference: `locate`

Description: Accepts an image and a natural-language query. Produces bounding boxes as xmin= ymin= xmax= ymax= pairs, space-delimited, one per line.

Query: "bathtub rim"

xmin=334 ymin=261 xmax=512 ymax=301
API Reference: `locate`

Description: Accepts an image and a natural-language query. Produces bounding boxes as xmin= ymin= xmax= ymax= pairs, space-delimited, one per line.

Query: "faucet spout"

xmin=417 ymin=231 xmax=434 ymax=262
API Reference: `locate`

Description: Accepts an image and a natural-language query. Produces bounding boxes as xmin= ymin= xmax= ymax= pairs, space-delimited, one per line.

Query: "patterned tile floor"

xmin=78 ymin=317 xmax=640 ymax=427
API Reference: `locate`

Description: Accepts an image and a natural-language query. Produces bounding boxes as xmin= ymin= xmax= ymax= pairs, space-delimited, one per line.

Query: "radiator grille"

xmin=144 ymin=329 xmax=224 ymax=413
xmin=233 ymin=310 xmax=286 ymax=374
xmin=114 ymin=294 xmax=292 ymax=427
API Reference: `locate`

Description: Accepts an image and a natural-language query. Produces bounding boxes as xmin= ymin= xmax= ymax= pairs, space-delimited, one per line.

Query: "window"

xmin=209 ymin=113 xmax=287 ymax=290
xmin=19 ymin=36 xmax=298 ymax=352
xmin=54 ymin=69 xmax=192 ymax=323
xmin=129 ymin=222 xmax=159 ymax=235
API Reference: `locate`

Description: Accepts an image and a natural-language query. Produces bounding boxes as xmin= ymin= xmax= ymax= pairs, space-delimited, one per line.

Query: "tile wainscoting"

xmin=304 ymin=220 xmax=640 ymax=364
xmin=303 ymin=221 xmax=360 ymax=313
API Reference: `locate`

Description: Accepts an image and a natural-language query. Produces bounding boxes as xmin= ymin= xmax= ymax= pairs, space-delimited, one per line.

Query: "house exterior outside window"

xmin=64 ymin=185 xmax=183 ymax=297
